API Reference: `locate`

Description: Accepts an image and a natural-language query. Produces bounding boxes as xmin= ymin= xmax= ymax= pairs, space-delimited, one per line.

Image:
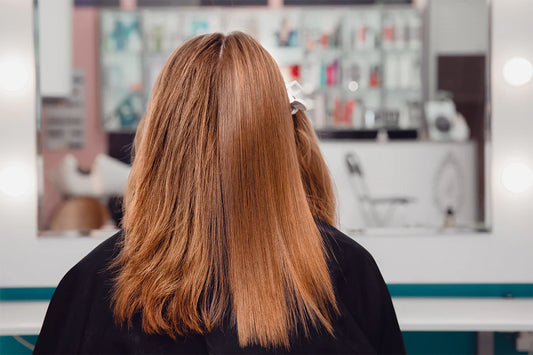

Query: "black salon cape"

xmin=34 ymin=220 xmax=405 ymax=354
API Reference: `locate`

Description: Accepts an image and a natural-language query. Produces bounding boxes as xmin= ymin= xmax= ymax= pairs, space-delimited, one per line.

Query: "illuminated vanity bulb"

xmin=503 ymin=57 xmax=533 ymax=86
xmin=0 ymin=164 xmax=31 ymax=197
xmin=0 ymin=56 xmax=30 ymax=92
xmin=502 ymin=162 xmax=533 ymax=193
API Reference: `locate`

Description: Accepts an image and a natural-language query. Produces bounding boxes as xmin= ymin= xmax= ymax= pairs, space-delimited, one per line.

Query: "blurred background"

xmin=2 ymin=0 xmax=533 ymax=354
xmin=36 ymin=0 xmax=489 ymax=236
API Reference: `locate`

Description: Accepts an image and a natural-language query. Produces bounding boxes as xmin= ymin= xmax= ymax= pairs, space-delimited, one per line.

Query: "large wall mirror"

xmin=36 ymin=0 xmax=491 ymax=237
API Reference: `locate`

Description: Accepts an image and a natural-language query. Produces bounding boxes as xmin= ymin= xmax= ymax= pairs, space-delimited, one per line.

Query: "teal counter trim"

xmin=0 ymin=288 xmax=55 ymax=301
xmin=1 ymin=284 xmax=532 ymax=301
xmin=388 ymin=284 xmax=533 ymax=298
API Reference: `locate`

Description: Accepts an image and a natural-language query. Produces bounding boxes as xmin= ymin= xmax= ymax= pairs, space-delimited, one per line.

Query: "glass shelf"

xmin=98 ymin=6 xmax=423 ymax=134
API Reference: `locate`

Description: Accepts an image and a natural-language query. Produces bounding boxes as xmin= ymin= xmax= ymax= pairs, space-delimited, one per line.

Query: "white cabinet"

xmin=38 ymin=0 xmax=72 ymax=97
xmin=320 ymin=141 xmax=479 ymax=232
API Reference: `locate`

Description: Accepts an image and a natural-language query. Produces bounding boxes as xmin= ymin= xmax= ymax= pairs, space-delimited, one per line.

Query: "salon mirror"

xmin=36 ymin=0 xmax=491 ymax=237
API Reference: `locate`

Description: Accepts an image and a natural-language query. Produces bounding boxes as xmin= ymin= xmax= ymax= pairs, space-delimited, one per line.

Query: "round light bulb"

xmin=0 ymin=164 xmax=32 ymax=197
xmin=501 ymin=162 xmax=533 ymax=193
xmin=0 ymin=56 xmax=30 ymax=92
xmin=503 ymin=57 xmax=533 ymax=86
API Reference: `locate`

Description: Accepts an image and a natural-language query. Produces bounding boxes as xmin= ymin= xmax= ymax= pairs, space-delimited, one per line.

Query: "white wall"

xmin=1 ymin=0 xmax=533 ymax=287
xmin=0 ymin=0 xmax=102 ymax=287
xmin=38 ymin=0 xmax=73 ymax=97
xmin=427 ymin=0 xmax=489 ymax=99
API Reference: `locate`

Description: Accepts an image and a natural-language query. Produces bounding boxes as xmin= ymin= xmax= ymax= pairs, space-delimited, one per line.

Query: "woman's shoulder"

xmin=34 ymin=231 xmax=127 ymax=353
xmin=315 ymin=219 xmax=406 ymax=354
xmin=315 ymin=218 xmax=380 ymax=274
xmin=60 ymin=230 xmax=123 ymax=287
xmin=79 ymin=230 xmax=123 ymax=267
xmin=315 ymin=218 xmax=390 ymax=302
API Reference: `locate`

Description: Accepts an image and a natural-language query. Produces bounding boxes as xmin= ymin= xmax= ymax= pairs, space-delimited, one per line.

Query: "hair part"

xmin=110 ymin=32 xmax=337 ymax=349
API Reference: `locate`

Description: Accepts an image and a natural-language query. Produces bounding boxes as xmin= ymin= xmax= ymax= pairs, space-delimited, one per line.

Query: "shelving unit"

xmin=99 ymin=11 xmax=144 ymax=132
xmin=99 ymin=5 xmax=422 ymax=135
xmin=297 ymin=6 xmax=423 ymax=133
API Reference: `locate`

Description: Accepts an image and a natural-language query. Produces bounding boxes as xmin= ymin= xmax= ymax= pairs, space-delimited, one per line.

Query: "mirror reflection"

xmin=37 ymin=0 xmax=490 ymax=236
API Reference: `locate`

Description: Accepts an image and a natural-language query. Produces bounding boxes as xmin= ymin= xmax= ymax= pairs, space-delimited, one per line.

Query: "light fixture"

xmin=503 ymin=57 xmax=533 ymax=86
xmin=501 ymin=161 xmax=533 ymax=193
xmin=0 ymin=163 xmax=32 ymax=197
xmin=0 ymin=56 xmax=30 ymax=92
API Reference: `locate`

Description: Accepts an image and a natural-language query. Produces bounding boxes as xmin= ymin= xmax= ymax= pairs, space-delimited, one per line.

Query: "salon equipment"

xmin=52 ymin=154 xmax=93 ymax=196
xmin=50 ymin=197 xmax=110 ymax=231
xmin=345 ymin=152 xmax=415 ymax=227
xmin=51 ymin=153 xmax=130 ymax=198
xmin=91 ymin=154 xmax=131 ymax=196
xmin=424 ymin=99 xmax=471 ymax=141
xmin=433 ymin=152 xmax=465 ymax=227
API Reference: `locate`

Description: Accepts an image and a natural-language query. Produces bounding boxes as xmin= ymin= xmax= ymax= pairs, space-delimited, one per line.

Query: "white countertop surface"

xmin=392 ymin=298 xmax=533 ymax=332
xmin=0 ymin=301 xmax=48 ymax=336
xmin=1 ymin=298 xmax=533 ymax=336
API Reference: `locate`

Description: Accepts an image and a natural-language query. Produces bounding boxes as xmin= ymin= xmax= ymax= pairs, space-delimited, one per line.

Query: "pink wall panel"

xmin=41 ymin=7 xmax=108 ymax=229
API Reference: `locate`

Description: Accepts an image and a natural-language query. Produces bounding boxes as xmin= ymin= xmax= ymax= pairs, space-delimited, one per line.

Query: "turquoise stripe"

xmin=0 ymin=336 xmax=38 ymax=354
xmin=388 ymin=284 xmax=533 ymax=298
xmin=1 ymin=284 xmax=532 ymax=301
xmin=0 ymin=288 xmax=55 ymax=301
xmin=402 ymin=331 xmax=477 ymax=354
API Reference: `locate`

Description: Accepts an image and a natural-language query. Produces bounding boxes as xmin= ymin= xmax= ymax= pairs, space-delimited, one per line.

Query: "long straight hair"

xmin=110 ymin=32 xmax=337 ymax=349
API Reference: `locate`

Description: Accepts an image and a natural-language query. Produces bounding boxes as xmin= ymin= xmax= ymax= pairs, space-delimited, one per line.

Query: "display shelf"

xmin=382 ymin=47 xmax=422 ymax=53
xmin=316 ymin=129 xmax=420 ymax=140
xmin=315 ymin=129 xmax=476 ymax=143
xmin=342 ymin=87 xmax=382 ymax=94
xmin=100 ymin=49 xmax=143 ymax=55
xmin=98 ymin=6 xmax=422 ymax=134
xmin=266 ymin=46 xmax=303 ymax=66
xmin=382 ymin=88 xmax=422 ymax=93
xmin=306 ymin=48 xmax=420 ymax=55
xmin=300 ymin=5 xmax=423 ymax=132
xmin=316 ymin=129 xmax=379 ymax=140
xmin=143 ymin=50 xmax=172 ymax=56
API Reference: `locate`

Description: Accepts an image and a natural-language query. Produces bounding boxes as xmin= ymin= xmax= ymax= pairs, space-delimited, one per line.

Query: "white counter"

xmin=393 ymin=298 xmax=533 ymax=332
xmin=2 ymin=298 xmax=533 ymax=336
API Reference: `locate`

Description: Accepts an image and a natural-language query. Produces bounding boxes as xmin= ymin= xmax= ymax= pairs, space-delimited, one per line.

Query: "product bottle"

xmin=445 ymin=207 xmax=455 ymax=228
xmin=369 ymin=65 xmax=380 ymax=88
xmin=382 ymin=15 xmax=395 ymax=50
